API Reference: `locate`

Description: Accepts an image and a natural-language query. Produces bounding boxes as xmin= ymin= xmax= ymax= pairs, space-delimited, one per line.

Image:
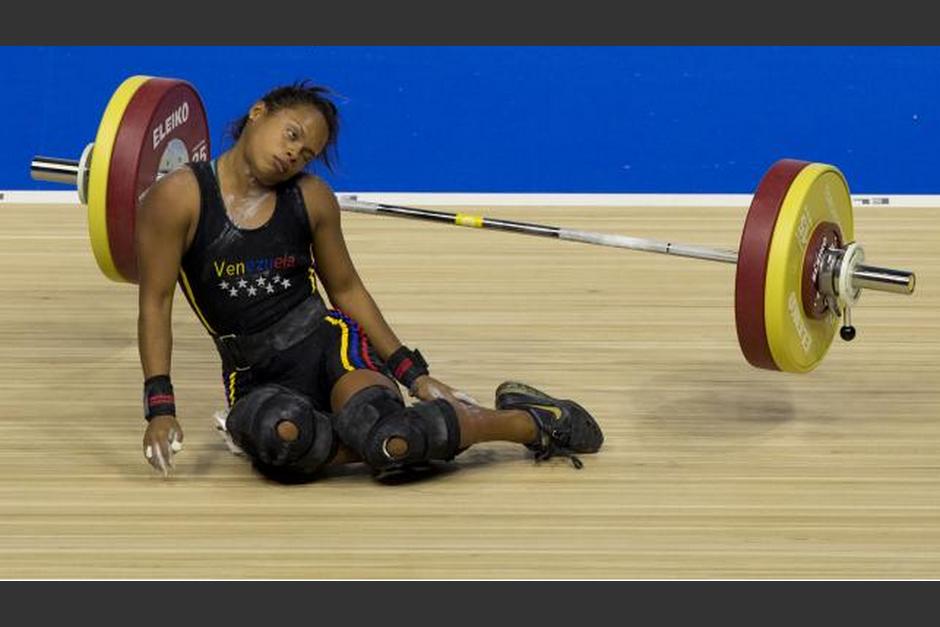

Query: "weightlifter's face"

xmin=244 ymin=103 xmax=329 ymax=184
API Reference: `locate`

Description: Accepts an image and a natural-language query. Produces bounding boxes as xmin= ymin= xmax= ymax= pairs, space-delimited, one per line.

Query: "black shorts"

xmin=220 ymin=308 xmax=395 ymax=412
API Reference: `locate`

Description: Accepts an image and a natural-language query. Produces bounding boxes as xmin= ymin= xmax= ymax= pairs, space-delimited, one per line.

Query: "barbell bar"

xmin=29 ymin=75 xmax=917 ymax=374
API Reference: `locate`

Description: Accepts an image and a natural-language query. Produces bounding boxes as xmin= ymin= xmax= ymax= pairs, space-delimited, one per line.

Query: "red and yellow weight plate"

xmin=764 ymin=163 xmax=853 ymax=373
xmin=87 ymin=76 xmax=150 ymax=283
xmin=734 ymin=159 xmax=810 ymax=370
xmin=87 ymin=76 xmax=210 ymax=283
xmin=106 ymin=77 xmax=209 ymax=283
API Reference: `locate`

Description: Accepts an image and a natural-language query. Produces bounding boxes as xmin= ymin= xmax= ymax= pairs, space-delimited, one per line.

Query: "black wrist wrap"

xmin=386 ymin=346 xmax=429 ymax=390
xmin=144 ymin=375 xmax=176 ymax=422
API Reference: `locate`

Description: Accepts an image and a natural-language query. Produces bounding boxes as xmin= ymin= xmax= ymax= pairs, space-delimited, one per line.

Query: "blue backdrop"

xmin=5 ymin=46 xmax=938 ymax=193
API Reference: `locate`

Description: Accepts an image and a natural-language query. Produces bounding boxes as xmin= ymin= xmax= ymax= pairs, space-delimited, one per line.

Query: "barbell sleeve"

xmin=31 ymin=156 xmax=79 ymax=185
xmin=851 ymin=264 xmax=915 ymax=295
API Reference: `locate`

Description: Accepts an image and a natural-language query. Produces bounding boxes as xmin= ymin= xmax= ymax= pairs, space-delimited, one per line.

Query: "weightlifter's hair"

xmin=229 ymin=80 xmax=340 ymax=172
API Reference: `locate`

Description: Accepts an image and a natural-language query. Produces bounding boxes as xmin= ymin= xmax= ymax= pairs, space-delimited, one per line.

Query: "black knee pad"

xmin=334 ymin=385 xmax=461 ymax=471
xmin=226 ymin=384 xmax=336 ymax=475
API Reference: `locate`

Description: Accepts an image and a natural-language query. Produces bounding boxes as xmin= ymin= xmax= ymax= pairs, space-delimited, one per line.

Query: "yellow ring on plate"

xmin=87 ymin=75 xmax=151 ymax=282
xmin=764 ymin=163 xmax=854 ymax=373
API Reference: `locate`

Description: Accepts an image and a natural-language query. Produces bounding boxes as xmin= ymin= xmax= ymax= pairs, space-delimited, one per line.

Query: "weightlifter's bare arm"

xmin=135 ymin=167 xmax=199 ymax=476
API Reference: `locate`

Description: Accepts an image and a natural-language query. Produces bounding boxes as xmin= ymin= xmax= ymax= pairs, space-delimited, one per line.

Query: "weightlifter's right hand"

xmin=143 ymin=415 xmax=184 ymax=478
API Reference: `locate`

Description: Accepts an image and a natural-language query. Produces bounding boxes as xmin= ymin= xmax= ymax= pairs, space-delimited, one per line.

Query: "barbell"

xmin=30 ymin=75 xmax=917 ymax=374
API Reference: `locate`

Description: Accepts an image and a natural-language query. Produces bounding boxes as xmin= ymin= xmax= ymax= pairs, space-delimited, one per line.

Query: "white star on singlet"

xmin=237 ymin=278 xmax=248 ymax=289
xmin=256 ymin=276 xmax=266 ymax=286
xmin=271 ymin=275 xmax=282 ymax=285
xmin=219 ymin=280 xmax=229 ymax=290
xmin=265 ymin=284 xmax=275 ymax=294
xmin=247 ymin=286 xmax=257 ymax=297
xmin=281 ymin=278 xmax=291 ymax=289
xmin=229 ymin=288 xmax=239 ymax=297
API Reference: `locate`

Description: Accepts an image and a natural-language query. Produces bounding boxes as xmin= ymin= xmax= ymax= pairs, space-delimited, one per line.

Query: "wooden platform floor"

xmin=0 ymin=201 xmax=936 ymax=579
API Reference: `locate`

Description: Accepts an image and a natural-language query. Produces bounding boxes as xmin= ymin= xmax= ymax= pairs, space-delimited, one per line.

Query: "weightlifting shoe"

xmin=495 ymin=381 xmax=603 ymax=469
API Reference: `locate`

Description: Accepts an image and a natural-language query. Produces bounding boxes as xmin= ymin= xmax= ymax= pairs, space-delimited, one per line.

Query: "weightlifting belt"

xmin=212 ymin=296 xmax=327 ymax=372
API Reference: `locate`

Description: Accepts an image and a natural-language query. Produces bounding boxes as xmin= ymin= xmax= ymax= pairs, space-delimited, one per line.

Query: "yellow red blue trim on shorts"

xmin=324 ymin=310 xmax=378 ymax=372
xmin=227 ymin=371 xmax=237 ymax=406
